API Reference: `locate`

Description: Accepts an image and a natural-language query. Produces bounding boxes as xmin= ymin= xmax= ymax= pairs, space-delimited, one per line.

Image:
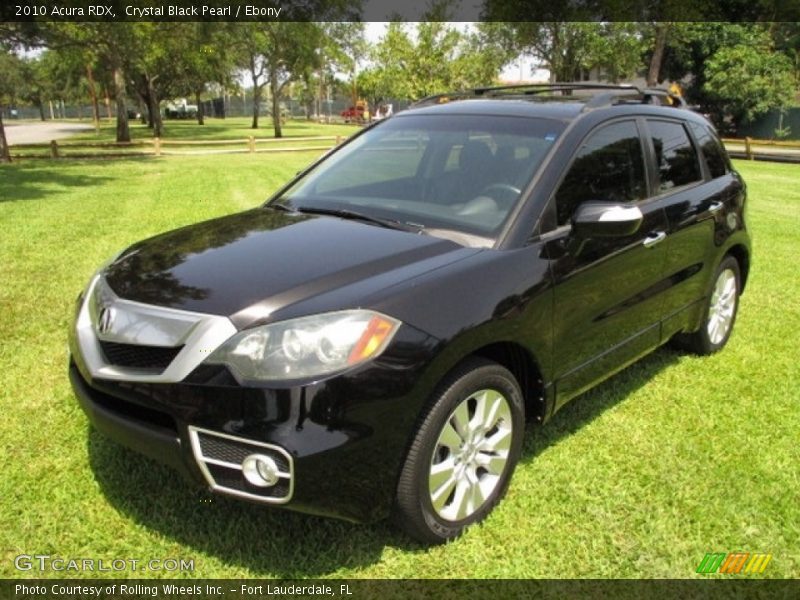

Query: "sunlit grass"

xmin=67 ymin=116 xmax=360 ymax=142
xmin=0 ymin=157 xmax=797 ymax=578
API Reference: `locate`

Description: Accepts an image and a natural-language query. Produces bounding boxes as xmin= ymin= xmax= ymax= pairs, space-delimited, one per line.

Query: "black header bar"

xmin=2 ymin=0 xmax=799 ymax=23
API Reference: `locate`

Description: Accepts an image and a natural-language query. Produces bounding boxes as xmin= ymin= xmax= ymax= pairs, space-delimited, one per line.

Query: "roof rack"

xmin=411 ymin=83 xmax=687 ymax=110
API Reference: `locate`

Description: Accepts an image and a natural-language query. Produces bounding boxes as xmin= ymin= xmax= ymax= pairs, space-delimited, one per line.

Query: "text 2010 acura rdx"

xmin=69 ymin=84 xmax=750 ymax=543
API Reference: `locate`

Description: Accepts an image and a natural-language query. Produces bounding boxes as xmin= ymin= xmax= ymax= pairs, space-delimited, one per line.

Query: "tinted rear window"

xmin=648 ymin=120 xmax=702 ymax=192
xmin=689 ymin=121 xmax=729 ymax=179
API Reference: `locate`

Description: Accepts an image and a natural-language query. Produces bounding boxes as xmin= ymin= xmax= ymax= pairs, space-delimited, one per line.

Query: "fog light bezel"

xmin=242 ymin=454 xmax=280 ymax=487
xmin=188 ymin=426 xmax=294 ymax=504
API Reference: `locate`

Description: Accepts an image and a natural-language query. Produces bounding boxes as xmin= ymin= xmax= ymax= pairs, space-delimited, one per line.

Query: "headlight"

xmin=205 ymin=310 xmax=401 ymax=382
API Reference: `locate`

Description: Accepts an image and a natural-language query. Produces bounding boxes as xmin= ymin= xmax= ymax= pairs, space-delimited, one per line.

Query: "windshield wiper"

xmin=290 ymin=206 xmax=425 ymax=233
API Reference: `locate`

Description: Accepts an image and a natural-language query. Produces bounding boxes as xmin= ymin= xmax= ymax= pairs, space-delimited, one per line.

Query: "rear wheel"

xmin=393 ymin=358 xmax=524 ymax=544
xmin=674 ymin=255 xmax=741 ymax=355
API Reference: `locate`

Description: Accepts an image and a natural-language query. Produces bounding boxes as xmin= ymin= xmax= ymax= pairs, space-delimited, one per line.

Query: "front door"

xmin=546 ymin=119 xmax=669 ymax=406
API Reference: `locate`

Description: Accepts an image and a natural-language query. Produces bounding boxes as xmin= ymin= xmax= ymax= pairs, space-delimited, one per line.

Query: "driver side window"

xmin=555 ymin=120 xmax=647 ymax=225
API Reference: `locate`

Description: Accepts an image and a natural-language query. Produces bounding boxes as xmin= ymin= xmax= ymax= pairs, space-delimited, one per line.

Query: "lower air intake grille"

xmin=99 ymin=341 xmax=183 ymax=371
xmin=188 ymin=427 xmax=294 ymax=503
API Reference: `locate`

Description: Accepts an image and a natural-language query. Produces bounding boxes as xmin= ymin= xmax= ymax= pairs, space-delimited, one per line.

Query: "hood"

xmin=104 ymin=208 xmax=476 ymax=328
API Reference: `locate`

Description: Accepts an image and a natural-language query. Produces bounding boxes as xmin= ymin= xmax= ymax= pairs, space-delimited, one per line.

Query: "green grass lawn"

xmin=0 ymin=157 xmax=798 ymax=579
xmin=10 ymin=118 xmax=359 ymax=159
xmin=68 ymin=116 xmax=359 ymax=142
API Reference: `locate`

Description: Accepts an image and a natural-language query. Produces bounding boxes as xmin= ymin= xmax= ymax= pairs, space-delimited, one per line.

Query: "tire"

xmin=673 ymin=255 xmax=741 ymax=355
xmin=393 ymin=358 xmax=525 ymax=544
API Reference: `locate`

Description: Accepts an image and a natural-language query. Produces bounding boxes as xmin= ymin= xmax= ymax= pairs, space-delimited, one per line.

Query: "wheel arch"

xmin=470 ymin=341 xmax=548 ymax=424
xmin=725 ymin=243 xmax=750 ymax=292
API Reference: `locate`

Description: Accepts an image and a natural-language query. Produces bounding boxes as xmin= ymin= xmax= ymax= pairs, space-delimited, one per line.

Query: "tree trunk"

xmin=86 ymin=63 xmax=100 ymax=129
xmin=37 ymin=102 xmax=45 ymax=121
xmin=249 ymin=56 xmax=260 ymax=129
xmin=113 ymin=67 xmax=131 ymax=143
xmin=0 ymin=110 xmax=11 ymax=163
xmin=549 ymin=23 xmax=561 ymax=83
xmin=146 ymin=76 xmax=162 ymax=138
xmin=270 ymin=75 xmax=282 ymax=138
xmin=140 ymin=89 xmax=154 ymax=128
xmin=195 ymin=91 xmax=204 ymax=125
xmin=251 ymin=86 xmax=260 ymax=129
xmin=647 ymin=24 xmax=670 ymax=87
xmin=104 ymin=87 xmax=113 ymax=120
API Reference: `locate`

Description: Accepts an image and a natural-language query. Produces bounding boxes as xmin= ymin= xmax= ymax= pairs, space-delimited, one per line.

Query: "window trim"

xmin=641 ymin=117 xmax=706 ymax=200
xmin=546 ymin=117 xmax=650 ymax=228
xmin=686 ymin=120 xmax=731 ymax=180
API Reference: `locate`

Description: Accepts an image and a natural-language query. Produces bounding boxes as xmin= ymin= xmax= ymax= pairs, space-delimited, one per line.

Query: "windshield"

xmin=273 ymin=113 xmax=565 ymax=243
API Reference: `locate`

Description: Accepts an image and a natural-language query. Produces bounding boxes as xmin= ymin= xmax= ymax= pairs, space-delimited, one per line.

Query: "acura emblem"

xmin=97 ymin=306 xmax=115 ymax=334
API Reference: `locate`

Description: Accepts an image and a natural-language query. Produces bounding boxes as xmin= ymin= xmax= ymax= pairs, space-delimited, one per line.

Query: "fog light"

xmin=242 ymin=454 xmax=279 ymax=487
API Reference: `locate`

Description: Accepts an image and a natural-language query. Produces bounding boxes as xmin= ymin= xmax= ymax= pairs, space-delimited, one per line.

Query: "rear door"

xmin=546 ymin=118 xmax=669 ymax=406
xmin=642 ymin=118 xmax=734 ymax=335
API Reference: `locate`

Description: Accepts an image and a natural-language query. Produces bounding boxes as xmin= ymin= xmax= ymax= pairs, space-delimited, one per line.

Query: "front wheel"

xmin=393 ymin=358 xmax=525 ymax=544
xmin=674 ymin=255 xmax=741 ymax=355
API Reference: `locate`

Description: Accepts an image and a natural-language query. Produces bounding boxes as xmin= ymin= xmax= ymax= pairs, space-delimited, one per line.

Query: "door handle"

xmin=643 ymin=231 xmax=667 ymax=248
xmin=708 ymin=201 xmax=724 ymax=214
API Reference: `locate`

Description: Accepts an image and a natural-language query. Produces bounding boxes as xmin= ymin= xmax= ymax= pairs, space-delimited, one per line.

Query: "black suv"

xmin=69 ymin=84 xmax=750 ymax=543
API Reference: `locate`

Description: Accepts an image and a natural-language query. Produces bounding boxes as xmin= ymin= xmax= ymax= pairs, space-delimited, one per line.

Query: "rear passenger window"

xmin=555 ymin=120 xmax=647 ymax=225
xmin=688 ymin=122 xmax=729 ymax=178
xmin=648 ymin=120 xmax=702 ymax=192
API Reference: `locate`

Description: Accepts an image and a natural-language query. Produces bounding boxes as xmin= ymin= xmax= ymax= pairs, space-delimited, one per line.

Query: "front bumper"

xmin=69 ymin=361 xmax=187 ymax=475
xmin=68 ymin=320 xmax=439 ymax=523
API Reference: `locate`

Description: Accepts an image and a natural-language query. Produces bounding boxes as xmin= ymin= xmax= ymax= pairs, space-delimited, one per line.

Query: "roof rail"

xmin=472 ymin=82 xmax=636 ymax=95
xmin=411 ymin=82 xmax=687 ymax=110
xmin=582 ymin=88 xmax=687 ymax=110
xmin=642 ymin=88 xmax=687 ymax=108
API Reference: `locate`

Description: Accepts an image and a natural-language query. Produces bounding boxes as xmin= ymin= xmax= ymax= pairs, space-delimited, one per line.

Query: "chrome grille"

xmin=74 ymin=275 xmax=237 ymax=383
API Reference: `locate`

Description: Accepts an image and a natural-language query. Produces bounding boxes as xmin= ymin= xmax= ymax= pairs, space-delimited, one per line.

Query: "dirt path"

xmin=4 ymin=121 xmax=94 ymax=145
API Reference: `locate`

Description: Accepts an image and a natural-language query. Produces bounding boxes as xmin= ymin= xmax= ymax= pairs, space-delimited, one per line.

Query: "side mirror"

xmin=572 ymin=202 xmax=643 ymax=238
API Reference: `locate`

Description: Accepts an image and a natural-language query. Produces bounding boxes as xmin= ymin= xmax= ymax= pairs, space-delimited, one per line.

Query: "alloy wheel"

xmin=707 ymin=268 xmax=737 ymax=345
xmin=428 ymin=389 xmax=513 ymax=522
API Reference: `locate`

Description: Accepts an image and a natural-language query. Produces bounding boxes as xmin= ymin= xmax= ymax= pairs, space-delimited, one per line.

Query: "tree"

xmin=356 ymin=67 xmax=397 ymax=111
xmin=235 ymin=24 xmax=269 ymax=130
xmin=365 ymin=22 xmax=512 ymax=103
xmin=233 ymin=22 xmax=326 ymax=137
xmin=768 ymin=22 xmax=800 ymax=91
xmin=172 ymin=23 xmax=235 ymax=126
xmin=44 ymin=23 xmax=138 ymax=142
xmin=457 ymin=23 xmax=517 ymax=85
xmin=18 ymin=54 xmax=49 ymax=121
xmin=588 ymin=22 xmax=647 ymax=84
xmin=659 ymin=23 xmax=797 ymax=130
xmin=481 ymin=22 xmax=645 ymax=84
xmin=646 ymin=23 xmax=671 ymax=87
xmin=0 ymin=49 xmax=24 ymax=161
xmin=126 ymin=22 xmax=234 ymax=135
xmin=364 ymin=22 xmax=414 ymax=100
xmin=324 ymin=22 xmax=366 ymax=107
xmin=24 ymin=49 xmax=98 ymax=122
xmin=704 ymin=41 xmax=794 ymax=129
xmin=1 ymin=23 xmax=44 ymax=161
